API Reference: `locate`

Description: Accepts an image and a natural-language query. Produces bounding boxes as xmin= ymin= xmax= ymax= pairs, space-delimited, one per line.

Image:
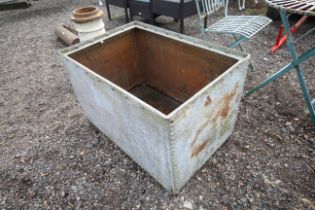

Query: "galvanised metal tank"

xmin=60 ymin=21 xmax=250 ymax=193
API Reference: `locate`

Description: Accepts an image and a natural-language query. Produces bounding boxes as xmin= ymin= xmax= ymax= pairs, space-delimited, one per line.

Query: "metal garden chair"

xmin=195 ymin=0 xmax=272 ymax=68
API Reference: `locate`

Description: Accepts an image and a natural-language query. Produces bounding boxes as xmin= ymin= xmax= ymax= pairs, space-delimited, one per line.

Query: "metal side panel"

xmin=63 ymin=58 xmax=174 ymax=191
xmin=170 ymin=59 xmax=249 ymax=192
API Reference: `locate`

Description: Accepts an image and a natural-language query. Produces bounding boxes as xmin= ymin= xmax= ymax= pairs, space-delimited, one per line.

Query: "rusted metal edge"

xmin=59 ymin=21 xmax=250 ymax=120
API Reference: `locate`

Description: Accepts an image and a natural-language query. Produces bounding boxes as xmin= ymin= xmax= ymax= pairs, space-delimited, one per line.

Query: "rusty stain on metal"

xmin=190 ymin=120 xmax=210 ymax=147
xmin=136 ymin=31 xmax=236 ymax=102
xmin=60 ymin=21 xmax=250 ymax=193
xmin=219 ymin=83 xmax=239 ymax=119
xmin=191 ymin=139 xmax=210 ymax=157
xmin=204 ymin=96 xmax=212 ymax=106
xmin=191 ymin=83 xmax=239 ymax=156
xmin=190 ymin=88 xmax=237 ymax=158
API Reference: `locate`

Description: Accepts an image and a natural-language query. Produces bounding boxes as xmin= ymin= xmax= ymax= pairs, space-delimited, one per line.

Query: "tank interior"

xmin=70 ymin=28 xmax=237 ymax=114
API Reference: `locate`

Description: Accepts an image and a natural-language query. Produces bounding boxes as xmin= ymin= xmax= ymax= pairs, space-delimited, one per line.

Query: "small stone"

xmin=239 ymin=181 xmax=244 ymax=187
xmin=71 ymin=185 xmax=77 ymax=192
xmin=285 ymin=122 xmax=295 ymax=132
xmin=183 ymin=201 xmax=193 ymax=209
xmin=41 ymin=172 xmax=48 ymax=177
xmin=199 ymin=195 xmax=203 ymax=201
xmin=196 ymin=176 xmax=202 ymax=181
xmin=301 ymin=198 xmax=315 ymax=208
xmin=264 ymin=177 xmax=282 ymax=187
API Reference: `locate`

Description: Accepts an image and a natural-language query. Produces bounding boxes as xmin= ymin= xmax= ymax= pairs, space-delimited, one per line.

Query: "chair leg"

xmin=203 ymin=16 xmax=208 ymax=29
xmin=124 ymin=7 xmax=129 ymax=22
xmin=149 ymin=11 xmax=154 ymax=24
xmin=247 ymin=57 xmax=254 ymax=70
xmin=232 ymin=34 xmax=254 ymax=70
xmin=180 ymin=17 xmax=184 ymax=34
xmin=130 ymin=7 xmax=133 ymax=21
xmin=295 ymin=66 xmax=315 ymax=124
xmin=106 ymin=3 xmax=111 ymax=20
xmin=239 ymin=43 xmax=254 ymax=70
xmin=233 ymin=34 xmax=244 ymax=51
xmin=201 ymin=30 xmax=209 ymax=40
xmin=279 ymin=9 xmax=315 ymax=124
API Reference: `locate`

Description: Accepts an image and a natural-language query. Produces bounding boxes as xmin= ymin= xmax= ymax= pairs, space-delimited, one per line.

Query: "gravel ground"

xmin=0 ymin=0 xmax=315 ymax=209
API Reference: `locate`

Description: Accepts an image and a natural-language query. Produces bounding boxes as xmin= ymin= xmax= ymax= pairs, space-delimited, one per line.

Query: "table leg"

xmin=279 ymin=9 xmax=315 ymax=124
xmin=246 ymin=46 xmax=315 ymax=96
xmin=245 ymin=62 xmax=293 ymax=96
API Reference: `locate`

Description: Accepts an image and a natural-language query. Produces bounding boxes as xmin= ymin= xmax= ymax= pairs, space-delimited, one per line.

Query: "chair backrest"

xmin=196 ymin=0 xmax=229 ymax=17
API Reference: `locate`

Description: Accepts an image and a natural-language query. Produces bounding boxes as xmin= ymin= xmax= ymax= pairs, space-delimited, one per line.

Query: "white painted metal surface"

xmin=60 ymin=21 xmax=250 ymax=192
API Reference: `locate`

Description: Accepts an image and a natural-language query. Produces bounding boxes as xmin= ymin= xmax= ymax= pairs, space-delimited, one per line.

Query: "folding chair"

xmin=195 ymin=0 xmax=272 ymax=68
